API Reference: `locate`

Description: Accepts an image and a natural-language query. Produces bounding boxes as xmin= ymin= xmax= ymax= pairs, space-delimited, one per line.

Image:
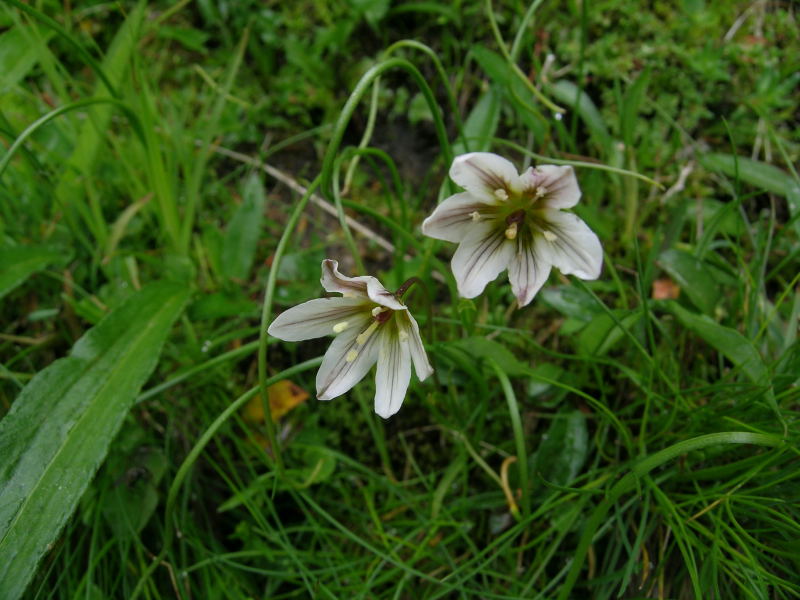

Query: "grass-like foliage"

xmin=1 ymin=1 xmax=799 ymax=598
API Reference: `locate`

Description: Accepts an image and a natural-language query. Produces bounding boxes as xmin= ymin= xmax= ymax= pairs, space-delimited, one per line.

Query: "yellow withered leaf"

xmin=242 ymin=380 xmax=309 ymax=423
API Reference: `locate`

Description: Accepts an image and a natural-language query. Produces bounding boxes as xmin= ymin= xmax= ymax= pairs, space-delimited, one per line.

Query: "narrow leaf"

xmin=0 ymin=281 xmax=190 ymax=599
xmin=221 ymin=173 xmax=266 ymax=280
xmin=666 ymin=301 xmax=769 ymax=387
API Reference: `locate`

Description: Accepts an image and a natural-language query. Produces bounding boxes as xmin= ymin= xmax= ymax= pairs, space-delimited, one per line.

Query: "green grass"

xmin=1 ymin=0 xmax=799 ymax=598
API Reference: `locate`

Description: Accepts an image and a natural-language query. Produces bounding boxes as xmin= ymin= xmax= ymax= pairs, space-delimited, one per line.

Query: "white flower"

xmin=422 ymin=152 xmax=603 ymax=307
xmin=267 ymin=259 xmax=433 ymax=418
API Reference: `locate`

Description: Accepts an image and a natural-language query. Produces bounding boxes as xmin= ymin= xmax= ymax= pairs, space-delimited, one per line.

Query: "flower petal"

xmin=397 ymin=311 xmax=433 ymax=381
xmin=520 ymin=165 xmax=581 ymax=209
xmin=450 ymin=153 xmax=521 ymax=200
xmin=268 ymin=297 xmax=369 ymax=341
xmin=538 ymin=209 xmax=603 ymax=279
xmin=421 ymin=192 xmax=491 ymax=243
xmin=316 ymin=314 xmax=380 ymax=400
xmin=508 ymin=239 xmax=552 ymax=307
xmin=320 ymin=259 xmax=404 ymax=310
xmin=374 ymin=328 xmax=412 ymax=418
xmin=451 ymin=223 xmax=514 ymax=299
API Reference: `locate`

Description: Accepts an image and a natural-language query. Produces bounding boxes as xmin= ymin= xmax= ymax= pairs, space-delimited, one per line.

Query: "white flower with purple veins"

xmin=267 ymin=260 xmax=433 ymax=418
xmin=422 ymin=152 xmax=603 ymax=307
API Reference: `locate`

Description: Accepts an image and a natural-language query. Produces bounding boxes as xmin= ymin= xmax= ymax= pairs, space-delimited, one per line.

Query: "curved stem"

xmin=257 ymin=175 xmax=323 ymax=474
xmin=0 ymin=98 xmax=145 ymax=179
xmin=383 ymin=39 xmax=468 ymax=151
xmin=320 ymin=57 xmax=453 ymax=199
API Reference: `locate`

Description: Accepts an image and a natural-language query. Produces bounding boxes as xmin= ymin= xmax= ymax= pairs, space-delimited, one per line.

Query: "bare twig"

xmin=208 ymin=143 xmax=445 ymax=282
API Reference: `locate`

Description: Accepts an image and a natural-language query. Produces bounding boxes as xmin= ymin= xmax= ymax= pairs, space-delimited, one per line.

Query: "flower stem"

xmin=258 ymin=174 xmax=323 ymax=474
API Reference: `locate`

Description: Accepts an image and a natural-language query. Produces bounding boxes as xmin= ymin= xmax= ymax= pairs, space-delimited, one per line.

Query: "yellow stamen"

xmin=356 ymin=320 xmax=380 ymax=346
xmin=535 ymin=187 xmax=547 ymax=198
xmin=345 ymin=350 xmax=359 ymax=362
xmin=371 ymin=306 xmax=384 ymax=317
xmin=470 ymin=211 xmax=482 ymax=222
xmin=543 ymin=230 xmax=557 ymax=242
xmin=332 ymin=321 xmax=349 ymax=333
xmin=505 ymin=223 xmax=518 ymax=240
xmin=494 ymin=188 xmax=509 ymax=200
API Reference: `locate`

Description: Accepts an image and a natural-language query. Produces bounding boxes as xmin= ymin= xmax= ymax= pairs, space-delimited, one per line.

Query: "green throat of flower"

xmin=481 ymin=185 xmax=556 ymax=243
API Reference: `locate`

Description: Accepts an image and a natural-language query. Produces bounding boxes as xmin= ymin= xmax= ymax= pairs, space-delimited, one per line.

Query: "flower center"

xmin=504 ymin=209 xmax=525 ymax=240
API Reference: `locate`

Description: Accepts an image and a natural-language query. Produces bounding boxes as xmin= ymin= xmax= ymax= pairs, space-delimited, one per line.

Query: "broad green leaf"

xmin=700 ymin=153 xmax=800 ymax=231
xmin=533 ymin=410 xmax=588 ymax=488
xmin=0 ymin=245 xmax=71 ymax=300
xmin=221 ymin=173 xmax=266 ymax=280
xmin=0 ymin=281 xmax=190 ymax=599
xmin=549 ymin=80 xmax=613 ymax=154
xmin=666 ymin=301 xmax=769 ymax=388
xmin=657 ymin=248 xmax=720 ymax=316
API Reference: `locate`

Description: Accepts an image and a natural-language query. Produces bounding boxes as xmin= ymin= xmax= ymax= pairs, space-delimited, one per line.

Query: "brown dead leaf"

xmin=652 ymin=278 xmax=680 ymax=300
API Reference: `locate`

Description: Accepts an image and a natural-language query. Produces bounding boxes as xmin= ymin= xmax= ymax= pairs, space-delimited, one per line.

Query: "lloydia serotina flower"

xmin=422 ymin=152 xmax=602 ymax=307
xmin=267 ymin=259 xmax=433 ymax=418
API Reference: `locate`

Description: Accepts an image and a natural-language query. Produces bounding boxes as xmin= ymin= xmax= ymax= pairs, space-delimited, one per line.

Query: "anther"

xmin=543 ymin=230 xmax=557 ymax=242
xmin=505 ymin=223 xmax=518 ymax=240
xmin=494 ymin=188 xmax=509 ymax=200
xmin=345 ymin=350 xmax=359 ymax=362
xmin=332 ymin=321 xmax=349 ymax=333
xmin=371 ymin=307 xmax=384 ymax=317
xmin=356 ymin=321 xmax=379 ymax=346
xmin=399 ymin=329 xmax=409 ymax=342
xmin=535 ymin=187 xmax=547 ymax=198
xmin=470 ymin=211 xmax=482 ymax=222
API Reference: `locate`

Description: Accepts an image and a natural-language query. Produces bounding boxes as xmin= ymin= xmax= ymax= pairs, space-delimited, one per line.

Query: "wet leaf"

xmin=0 ymin=281 xmax=189 ymax=599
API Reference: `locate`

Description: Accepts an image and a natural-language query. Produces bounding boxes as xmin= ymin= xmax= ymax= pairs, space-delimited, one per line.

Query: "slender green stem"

xmin=331 ymin=151 xmax=367 ymax=275
xmin=487 ymin=357 xmax=530 ymax=519
xmin=484 ymin=0 xmax=564 ymax=114
xmin=510 ymin=0 xmax=547 ymax=61
xmin=257 ymin=175 xmax=323 ymax=474
xmin=495 ymin=138 xmax=664 ymax=189
xmin=342 ymin=76 xmax=381 ymax=194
